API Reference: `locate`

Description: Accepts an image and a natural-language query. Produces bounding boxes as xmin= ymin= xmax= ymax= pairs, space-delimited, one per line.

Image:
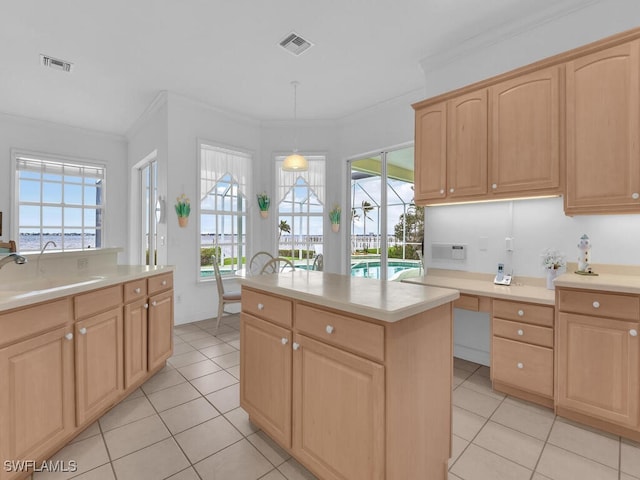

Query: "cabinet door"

xmin=148 ymin=290 xmax=173 ymax=371
xmin=292 ymin=334 xmax=385 ymax=480
xmin=447 ymin=89 xmax=488 ymax=198
xmin=566 ymin=40 xmax=640 ymax=214
xmin=414 ymin=101 xmax=447 ymax=202
xmin=490 ymin=67 xmax=560 ymax=195
xmin=557 ymin=312 xmax=640 ymax=427
xmin=75 ymin=307 xmax=124 ymax=425
xmin=240 ymin=313 xmax=292 ymax=448
xmin=0 ymin=327 xmax=74 ymax=480
xmin=124 ymin=298 xmax=148 ymax=389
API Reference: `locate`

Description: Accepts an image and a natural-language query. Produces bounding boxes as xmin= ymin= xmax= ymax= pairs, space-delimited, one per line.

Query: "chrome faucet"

xmin=0 ymin=253 xmax=28 ymax=270
xmin=40 ymin=240 xmax=57 ymax=255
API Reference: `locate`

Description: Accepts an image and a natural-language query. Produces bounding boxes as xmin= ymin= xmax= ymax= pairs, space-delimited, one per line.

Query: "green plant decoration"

xmin=174 ymin=194 xmax=191 ymax=218
xmin=257 ymin=192 xmax=271 ymax=211
xmin=329 ymin=206 xmax=341 ymax=224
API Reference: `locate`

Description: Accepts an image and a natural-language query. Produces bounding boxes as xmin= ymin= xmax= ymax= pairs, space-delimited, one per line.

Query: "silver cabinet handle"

xmin=632 ymin=192 xmax=639 ymax=200
xmin=439 ymin=189 xmax=445 ymax=195
xmin=517 ymin=309 xmax=524 ymax=317
xmin=593 ymin=301 xmax=600 ymax=309
xmin=292 ymin=342 xmax=300 ymax=351
xmin=257 ymin=303 xmax=264 ymax=310
xmin=65 ymin=333 xmax=73 ymax=341
xmin=281 ymin=338 xmax=289 ymax=345
xmin=492 ymin=183 xmax=498 ymax=190
xmin=162 ymin=280 xmax=167 ymax=286
xmin=144 ymin=303 xmax=149 ymax=309
xmin=449 ymin=188 xmax=455 ymax=193
xmin=325 ymin=325 xmax=334 ymax=334
xmin=151 ymin=301 xmax=157 ymax=307
xmin=79 ymin=327 xmax=87 ymax=335
xmin=517 ymin=362 xmax=524 ymax=369
xmin=630 ymin=329 xmax=638 ymax=337
xmin=517 ymin=329 xmax=524 ymax=336
xmin=134 ymin=287 xmax=141 ymax=294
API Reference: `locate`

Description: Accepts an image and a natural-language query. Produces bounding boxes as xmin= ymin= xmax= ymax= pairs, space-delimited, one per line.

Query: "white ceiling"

xmin=0 ymin=0 xmax=596 ymax=135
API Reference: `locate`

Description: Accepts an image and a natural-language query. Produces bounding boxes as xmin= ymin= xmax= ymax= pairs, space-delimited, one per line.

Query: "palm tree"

xmin=278 ymin=219 xmax=291 ymax=240
xmin=361 ymin=200 xmax=374 ymax=252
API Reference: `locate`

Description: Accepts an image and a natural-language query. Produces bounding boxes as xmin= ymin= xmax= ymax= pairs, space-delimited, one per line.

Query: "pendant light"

xmin=282 ymin=80 xmax=308 ymax=172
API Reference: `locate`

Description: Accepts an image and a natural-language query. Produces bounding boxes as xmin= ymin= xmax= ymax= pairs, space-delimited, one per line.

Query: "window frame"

xmin=11 ymin=149 xmax=107 ymax=252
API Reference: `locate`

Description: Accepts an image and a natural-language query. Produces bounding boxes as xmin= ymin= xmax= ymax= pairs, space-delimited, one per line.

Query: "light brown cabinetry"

xmin=0 ymin=300 xmax=74 ymax=480
xmin=565 ymin=40 xmax=640 ymax=214
xmin=414 ymin=101 xmax=447 ymax=202
xmin=556 ymin=288 xmax=640 ymax=438
xmin=74 ymin=286 xmax=124 ymax=425
xmin=147 ymin=274 xmax=174 ymax=371
xmin=240 ymin=286 xmax=452 ymax=480
xmin=490 ymin=66 xmax=561 ymax=195
xmin=491 ymin=299 xmax=554 ymax=407
xmin=123 ymin=279 xmax=148 ymax=389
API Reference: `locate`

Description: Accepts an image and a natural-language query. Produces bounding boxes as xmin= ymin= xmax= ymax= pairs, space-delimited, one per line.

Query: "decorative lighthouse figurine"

xmin=576 ymin=234 xmax=597 ymax=275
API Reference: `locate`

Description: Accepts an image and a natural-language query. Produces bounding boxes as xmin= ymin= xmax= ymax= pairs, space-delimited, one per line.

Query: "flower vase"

xmin=260 ymin=210 xmax=268 ymax=219
xmin=331 ymin=223 xmax=340 ymax=233
xmin=546 ymin=269 xmax=559 ymax=290
xmin=178 ymin=216 xmax=188 ymax=228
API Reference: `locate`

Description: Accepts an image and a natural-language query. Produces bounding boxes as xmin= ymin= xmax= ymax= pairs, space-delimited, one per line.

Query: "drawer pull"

xmin=326 ymin=325 xmax=335 ymax=334
xmin=517 ymin=329 xmax=524 ymax=336
xmin=517 ymin=309 xmax=524 ymax=317
xmin=281 ymin=337 xmax=289 ymax=345
xmin=144 ymin=303 xmax=149 ymax=309
xmin=439 ymin=189 xmax=445 ymax=195
xmin=134 ymin=287 xmax=141 ymax=294
xmin=449 ymin=188 xmax=455 ymax=193
xmin=292 ymin=342 xmax=300 ymax=351
xmin=592 ymin=301 xmax=600 ymax=309
xmin=258 ymin=303 xmax=264 ymax=310
xmin=517 ymin=362 xmax=524 ymax=369
xmin=631 ymin=329 xmax=638 ymax=337
xmin=162 ymin=280 xmax=167 ymax=286
xmin=492 ymin=183 xmax=498 ymax=190
xmin=79 ymin=327 xmax=87 ymax=335
xmin=65 ymin=333 xmax=73 ymax=341
xmin=151 ymin=301 xmax=157 ymax=307
xmin=632 ymin=192 xmax=640 ymax=200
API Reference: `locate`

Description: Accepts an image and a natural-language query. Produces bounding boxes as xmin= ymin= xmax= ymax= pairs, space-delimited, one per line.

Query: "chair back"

xmin=0 ymin=240 xmax=17 ymax=253
xmin=211 ymin=255 xmax=225 ymax=297
xmin=260 ymin=257 xmax=295 ymax=274
xmin=249 ymin=251 xmax=274 ymax=275
xmin=312 ymin=254 xmax=323 ymax=271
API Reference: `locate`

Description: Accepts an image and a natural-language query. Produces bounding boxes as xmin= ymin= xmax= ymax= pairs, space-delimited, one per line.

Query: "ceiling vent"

xmin=278 ymin=32 xmax=314 ymax=56
xmin=40 ymin=54 xmax=73 ymax=72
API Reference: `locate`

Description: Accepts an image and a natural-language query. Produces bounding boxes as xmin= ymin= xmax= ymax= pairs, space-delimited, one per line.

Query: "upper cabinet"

xmin=565 ymin=40 xmax=640 ymax=214
xmin=490 ymin=67 xmax=561 ymax=196
xmin=413 ymin=27 xmax=640 ymax=214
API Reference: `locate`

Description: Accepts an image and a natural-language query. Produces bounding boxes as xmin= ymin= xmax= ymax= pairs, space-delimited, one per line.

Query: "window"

xmin=199 ymin=143 xmax=250 ymax=279
xmin=276 ymin=155 xmax=325 ymax=269
xmin=139 ymin=156 xmax=159 ymax=266
xmin=14 ymin=152 xmax=105 ymax=252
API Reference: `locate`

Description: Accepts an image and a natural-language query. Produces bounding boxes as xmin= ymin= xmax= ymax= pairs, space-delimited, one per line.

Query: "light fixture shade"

xmin=282 ymin=153 xmax=308 ymax=171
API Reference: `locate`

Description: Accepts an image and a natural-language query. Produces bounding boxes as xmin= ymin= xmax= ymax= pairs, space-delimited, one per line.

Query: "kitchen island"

xmin=238 ymin=270 xmax=459 ymax=480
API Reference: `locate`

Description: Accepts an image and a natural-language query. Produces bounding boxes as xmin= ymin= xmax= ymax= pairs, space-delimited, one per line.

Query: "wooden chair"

xmin=249 ymin=251 xmax=274 ymax=275
xmin=260 ymin=257 xmax=295 ymax=274
xmin=0 ymin=240 xmax=17 ymax=253
xmin=212 ymin=255 xmax=241 ymax=333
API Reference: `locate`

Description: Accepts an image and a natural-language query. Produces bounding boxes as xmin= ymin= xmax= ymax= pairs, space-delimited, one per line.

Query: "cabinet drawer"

xmin=295 ymin=304 xmax=384 ymax=362
xmin=493 ymin=299 xmax=554 ymax=327
xmin=242 ymin=288 xmax=292 ymax=328
xmin=558 ymin=289 xmax=640 ymax=321
xmin=493 ymin=318 xmax=553 ymax=348
xmin=492 ymin=337 xmax=553 ymax=397
xmin=0 ymin=298 xmax=72 ymax=347
xmin=74 ymin=285 xmax=123 ymax=320
xmin=148 ymin=273 xmax=173 ymax=295
xmin=124 ymin=278 xmax=147 ymax=303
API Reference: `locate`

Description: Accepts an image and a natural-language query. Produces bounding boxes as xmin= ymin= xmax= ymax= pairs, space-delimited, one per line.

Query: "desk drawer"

xmin=558 ymin=289 xmax=639 ymax=321
xmin=492 ymin=337 xmax=553 ymax=397
xmin=295 ymin=304 xmax=384 ymax=362
xmin=242 ymin=288 xmax=292 ymax=328
xmin=493 ymin=299 xmax=554 ymax=327
xmin=493 ymin=318 xmax=553 ymax=348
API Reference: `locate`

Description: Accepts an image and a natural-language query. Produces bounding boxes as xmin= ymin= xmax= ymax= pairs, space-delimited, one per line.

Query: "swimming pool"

xmin=350 ymin=260 xmax=420 ymax=279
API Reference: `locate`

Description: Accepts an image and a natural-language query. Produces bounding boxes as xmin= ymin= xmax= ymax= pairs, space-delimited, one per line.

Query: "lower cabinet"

xmin=292 ymin=334 xmax=385 ymax=480
xmin=148 ymin=290 xmax=173 ymax=371
xmin=0 ymin=326 xmax=75 ymax=480
xmin=123 ymin=298 xmax=148 ymax=388
xmin=75 ymin=306 xmax=124 ymax=425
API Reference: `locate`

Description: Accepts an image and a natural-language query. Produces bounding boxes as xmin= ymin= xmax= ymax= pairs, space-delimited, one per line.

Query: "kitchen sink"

xmin=2 ymin=275 xmax=106 ymax=296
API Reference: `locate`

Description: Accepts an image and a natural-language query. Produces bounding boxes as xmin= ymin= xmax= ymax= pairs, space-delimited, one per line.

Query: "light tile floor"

xmin=31 ymin=314 xmax=640 ymax=480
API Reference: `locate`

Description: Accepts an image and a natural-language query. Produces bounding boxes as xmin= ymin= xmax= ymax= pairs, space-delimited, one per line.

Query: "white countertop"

xmin=402 ymin=269 xmax=556 ymax=305
xmin=555 ymin=271 xmax=640 ymax=294
xmin=0 ymin=265 xmax=174 ymax=312
xmin=238 ymin=270 xmax=459 ymax=323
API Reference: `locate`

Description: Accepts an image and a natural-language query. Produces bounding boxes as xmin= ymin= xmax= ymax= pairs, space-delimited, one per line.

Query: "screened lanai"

xmin=350 ymin=147 xmax=424 ymax=280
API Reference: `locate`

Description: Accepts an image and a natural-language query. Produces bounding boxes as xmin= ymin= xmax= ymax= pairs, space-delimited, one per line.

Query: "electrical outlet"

xmin=176 ymin=294 xmax=182 ymax=304
xmin=77 ymin=258 xmax=88 ymax=270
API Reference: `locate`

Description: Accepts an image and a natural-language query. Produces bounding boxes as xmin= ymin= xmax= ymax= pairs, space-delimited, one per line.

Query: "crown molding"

xmin=125 ymin=91 xmax=169 ymax=140
xmin=166 ymin=91 xmax=261 ymax=127
xmin=419 ymin=0 xmax=601 ymax=73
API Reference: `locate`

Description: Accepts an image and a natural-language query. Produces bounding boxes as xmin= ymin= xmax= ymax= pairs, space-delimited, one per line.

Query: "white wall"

xmin=0 ymin=112 xmax=128 ymax=258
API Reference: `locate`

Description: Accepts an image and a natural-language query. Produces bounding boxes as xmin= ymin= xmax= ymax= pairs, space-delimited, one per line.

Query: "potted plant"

xmin=257 ymin=192 xmax=270 ymax=218
xmin=329 ymin=206 xmax=341 ymax=233
xmin=175 ymin=194 xmax=191 ymax=227
xmin=541 ymin=248 xmax=566 ymax=290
